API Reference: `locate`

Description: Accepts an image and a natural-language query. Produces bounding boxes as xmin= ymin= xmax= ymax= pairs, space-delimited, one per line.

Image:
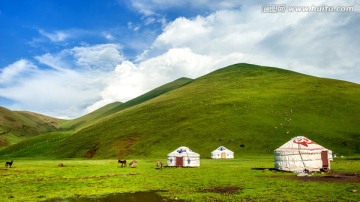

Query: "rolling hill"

xmin=0 ymin=77 xmax=193 ymax=157
xmin=58 ymin=102 xmax=124 ymax=130
xmin=1 ymin=63 xmax=359 ymax=159
xmin=59 ymin=77 xmax=193 ymax=131
xmin=0 ymin=107 xmax=60 ymax=147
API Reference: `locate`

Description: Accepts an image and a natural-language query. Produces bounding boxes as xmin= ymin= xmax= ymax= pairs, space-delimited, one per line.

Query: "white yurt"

xmin=167 ymin=146 xmax=200 ymax=167
xmin=211 ymin=146 xmax=234 ymax=159
xmin=274 ymin=136 xmax=332 ymax=172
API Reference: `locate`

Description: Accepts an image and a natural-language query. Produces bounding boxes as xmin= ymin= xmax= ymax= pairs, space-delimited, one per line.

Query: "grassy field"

xmin=0 ymin=156 xmax=359 ymax=201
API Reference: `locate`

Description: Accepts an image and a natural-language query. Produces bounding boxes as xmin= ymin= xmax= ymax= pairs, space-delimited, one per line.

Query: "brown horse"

xmin=118 ymin=159 xmax=127 ymax=167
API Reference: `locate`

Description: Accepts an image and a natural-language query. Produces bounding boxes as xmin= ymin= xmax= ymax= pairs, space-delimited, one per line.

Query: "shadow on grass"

xmin=251 ymin=168 xmax=276 ymax=171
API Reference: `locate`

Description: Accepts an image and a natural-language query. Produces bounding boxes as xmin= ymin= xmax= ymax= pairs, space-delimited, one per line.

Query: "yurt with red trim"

xmin=274 ymin=136 xmax=332 ymax=172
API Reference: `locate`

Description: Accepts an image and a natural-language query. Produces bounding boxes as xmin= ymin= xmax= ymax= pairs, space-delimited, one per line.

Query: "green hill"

xmin=97 ymin=77 xmax=193 ymax=118
xmin=0 ymin=107 xmax=60 ymax=147
xmin=59 ymin=102 xmax=124 ymax=130
xmin=0 ymin=77 xmax=193 ymax=157
xmin=59 ymin=77 xmax=193 ymax=131
xmin=1 ymin=63 xmax=359 ymax=159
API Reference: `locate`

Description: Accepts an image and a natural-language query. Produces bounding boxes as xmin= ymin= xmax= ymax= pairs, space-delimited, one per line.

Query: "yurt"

xmin=211 ymin=146 xmax=234 ymax=159
xmin=167 ymin=146 xmax=200 ymax=167
xmin=274 ymin=136 xmax=332 ymax=172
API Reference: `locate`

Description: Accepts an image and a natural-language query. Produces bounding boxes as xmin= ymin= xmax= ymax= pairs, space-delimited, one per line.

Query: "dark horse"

xmin=5 ymin=160 xmax=13 ymax=168
xmin=118 ymin=159 xmax=127 ymax=167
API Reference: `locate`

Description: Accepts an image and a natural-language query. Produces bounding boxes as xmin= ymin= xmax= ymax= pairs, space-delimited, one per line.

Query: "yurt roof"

xmin=275 ymin=136 xmax=328 ymax=151
xmin=212 ymin=146 xmax=233 ymax=153
xmin=168 ymin=146 xmax=200 ymax=157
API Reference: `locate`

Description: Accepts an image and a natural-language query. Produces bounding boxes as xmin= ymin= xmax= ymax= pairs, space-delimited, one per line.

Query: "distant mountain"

xmin=0 ymin=107 xmax=60 ymax=147
xmin=1 ymin=63 xmax=359 ymax=158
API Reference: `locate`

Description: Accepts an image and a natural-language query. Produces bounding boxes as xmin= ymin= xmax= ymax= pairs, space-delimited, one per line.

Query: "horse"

xmin=5 ymin=160 xmax=13 ymax=168
xmin=129 ymin=160 xmax=137 ymax=168
xmin=156 ymin=161 xmax=163 ymax=170
xmin=118 ymin=159 xmax=127 ymax=167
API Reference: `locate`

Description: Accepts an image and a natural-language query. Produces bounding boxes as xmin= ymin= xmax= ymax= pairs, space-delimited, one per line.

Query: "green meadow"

xmin=0 ymin=157 xmax=359 ymax=201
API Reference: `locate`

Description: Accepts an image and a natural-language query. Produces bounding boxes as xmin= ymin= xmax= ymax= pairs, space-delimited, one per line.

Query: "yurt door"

xmin=176 ymin=157 xmax=183 ymax=167
xmin=321 ymin=151 xmax=329 ymax=169
xmin=221 ymin=152 xmax=226 ymax=159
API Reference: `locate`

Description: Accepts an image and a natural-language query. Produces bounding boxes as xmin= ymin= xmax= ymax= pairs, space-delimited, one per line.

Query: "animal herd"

xmin=118 ymin=159 xmax=163 ymax=169
xmin=117 ymin=159 xmax=138 ymax=168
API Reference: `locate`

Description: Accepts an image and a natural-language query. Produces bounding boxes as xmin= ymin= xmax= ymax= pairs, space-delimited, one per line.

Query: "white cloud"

xmin=139 ymin=0 xmax=360 ymax=82
xmin=71 ymin=44 xmax=125 ymax=71
xmin=0 ymin=61 xmax=104 ymax=118
xmin=129 ymin=0 xmax=244 ymax=16
xmin=0 ymin=43 xmax=124 ymax=118
xmin=103 ymin=32 xmax=115 ymax=41
xmin=38 ymin=30 xmax=70 ymax=42
xmin=0 ymin=59 xmax=37 ymax=85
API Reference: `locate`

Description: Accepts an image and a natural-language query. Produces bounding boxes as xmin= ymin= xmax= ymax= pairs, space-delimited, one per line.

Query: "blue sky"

xmin=0 ymin=0 xmax=359 ymax=118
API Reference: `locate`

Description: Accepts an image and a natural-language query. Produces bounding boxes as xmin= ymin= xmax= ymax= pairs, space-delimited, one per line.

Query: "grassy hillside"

xmin=59 ymin=102 xmax=123 ymax=130
xmin=0 ymin=77 xmax=193 ymax=156
xmin=0 ymin=107 xmax=60 ymax=147
xmin=59 ymin=77 xmax=193 ymax=131
xmin=98 ymin=77 xmax=193 ymax=118
xmin=1 ymin=63 xmax=359 ymax=158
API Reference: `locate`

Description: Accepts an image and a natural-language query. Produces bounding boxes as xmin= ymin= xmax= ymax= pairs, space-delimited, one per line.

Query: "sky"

xmin=0 ymin=0 xmax=359 ymax=119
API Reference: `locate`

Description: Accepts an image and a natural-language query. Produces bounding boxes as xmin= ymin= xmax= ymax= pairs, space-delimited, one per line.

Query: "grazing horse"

xmin=5 ymin=160 xmax=13 ymax=168
xmin=156 ymin=161 xmax=163 ymax=170
xmin=129 ymin=160 xmax=137 ymax=168
xmin=118 ymin=159 xmax=127 ymax=167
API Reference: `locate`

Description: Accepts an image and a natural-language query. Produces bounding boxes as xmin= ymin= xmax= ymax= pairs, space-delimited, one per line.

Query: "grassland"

xmin=0 ymin=157 xmax=359 ymax=201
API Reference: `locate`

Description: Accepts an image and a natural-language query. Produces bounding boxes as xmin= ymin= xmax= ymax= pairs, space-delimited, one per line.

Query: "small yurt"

xmin=211 ymin=146 xmax=234 ymax=159
xmin=167 ymin=146 xmax=200 ymax=167
xmin=274 ymin=136 xmax=332 ymax=172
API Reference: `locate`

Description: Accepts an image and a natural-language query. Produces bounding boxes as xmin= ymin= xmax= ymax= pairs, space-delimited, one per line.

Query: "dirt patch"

xmin=114 ymin=135 xmax=140 ymax=158
xmin=86 ymin=143 xmax=100 ymax=158
xmin=292 ymin=172 xmax=360 ymax=183
xmin=202 ymin=187 xmax=242 ymax=194
xmin=0 ymin=138 xmax=8 ymax=146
